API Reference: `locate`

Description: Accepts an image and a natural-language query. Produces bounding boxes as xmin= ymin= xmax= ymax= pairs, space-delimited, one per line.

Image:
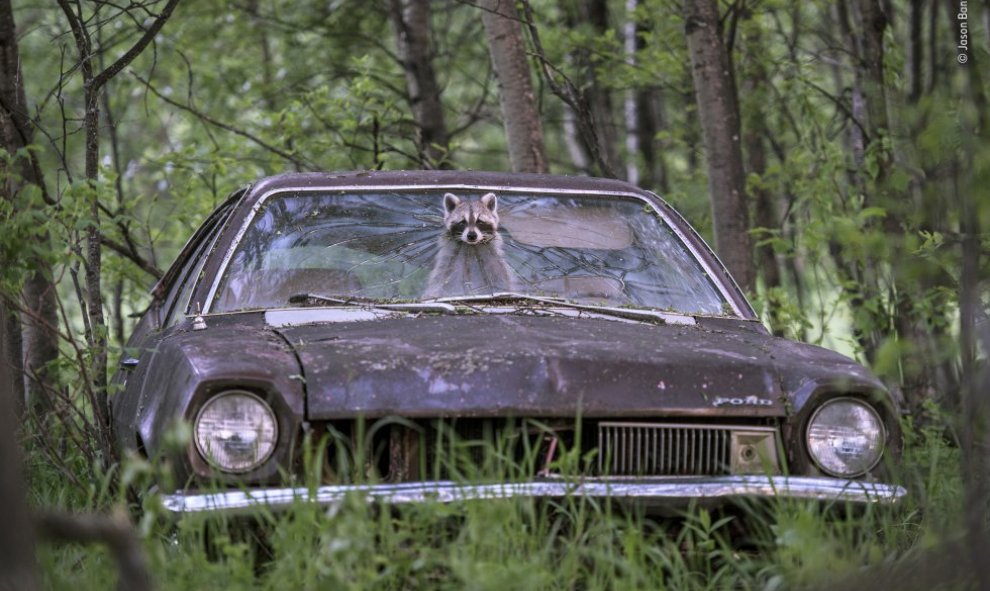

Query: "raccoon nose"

xmin=465 ymin=230 xmax=478 ymax=242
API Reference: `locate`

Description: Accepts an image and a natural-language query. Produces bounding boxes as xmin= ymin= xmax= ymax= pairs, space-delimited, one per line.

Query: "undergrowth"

xmin=26 ymin=416 xmax=962 ymax=590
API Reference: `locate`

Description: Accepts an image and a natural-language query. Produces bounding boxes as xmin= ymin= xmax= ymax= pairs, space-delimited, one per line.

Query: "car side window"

xmin=160 ymin=204 xmax=234 ymax=327
xmin=164 ymin=231 xmax=220 ymax=327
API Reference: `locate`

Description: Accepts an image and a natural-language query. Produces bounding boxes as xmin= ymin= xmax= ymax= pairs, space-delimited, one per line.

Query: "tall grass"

xmin=27 ymin=416 xmax=962 ymax=590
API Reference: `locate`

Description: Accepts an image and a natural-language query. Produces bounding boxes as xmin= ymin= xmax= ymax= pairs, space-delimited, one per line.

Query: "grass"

xmin=26 ymin=417 xmax=965 ymax=590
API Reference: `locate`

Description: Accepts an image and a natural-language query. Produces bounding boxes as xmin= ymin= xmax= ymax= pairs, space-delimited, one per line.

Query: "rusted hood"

xmin=274 ymin=314 xmax=880 ymax=420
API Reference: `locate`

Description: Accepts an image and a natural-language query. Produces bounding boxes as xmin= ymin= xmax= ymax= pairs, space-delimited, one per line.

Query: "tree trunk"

xmin=830 ymin=0 xmax=887 ymax=366
xmin=0 ymin=298 xmax=39 ymax=591
xmin=562 ymin=104 xmax=591 ymax=173
xmin=480 ymin=0 xmax=548 ymax=174
xmin=623 ymin=0 xmax=639 ymax=185
xmin=858 ymin=0 xmax=891 ymax=161
xmin=389 ymin=0 xmax=451 ymax=168
xmin=575 ymin=0 xmax=621 ymax=179
xmin=0 ymin=0 xmax=58 ymax=414
xmin=927 ymin=0 xmax=940 ymax=93
xmin=906 ymin=0 xmax=923 ymax=103
xmin=958 ymin=169 xmax=989 ymax=591
xmin=83 ymin=84 xmax=111 ymax=443
xmin=640 ymin=88 xmax=670 ymax=193
xmin=629 ymin=6 xmax=671 ymax=194
xmin=57 ymin=0 xmax=182 ymax=459
xmin=683 ymin=0 xmax=755 ymax=292
xmin=739 ymin=20 xmax=782 ymax=324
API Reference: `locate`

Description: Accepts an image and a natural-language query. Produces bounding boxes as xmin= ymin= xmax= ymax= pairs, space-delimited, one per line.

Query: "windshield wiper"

xmin=287 ymin=293 xmax=457 ymax=314
xmin=426 ymin=292 xmax=695 ymax=325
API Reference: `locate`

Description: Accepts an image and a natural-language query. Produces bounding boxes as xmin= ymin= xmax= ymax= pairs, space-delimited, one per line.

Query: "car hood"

xmin=274 ymin=314 xmax=884 ymax=420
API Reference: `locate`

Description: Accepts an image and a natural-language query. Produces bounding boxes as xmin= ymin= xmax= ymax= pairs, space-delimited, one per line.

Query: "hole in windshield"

xmin=211 ymin=190 xmax=730 ymax=316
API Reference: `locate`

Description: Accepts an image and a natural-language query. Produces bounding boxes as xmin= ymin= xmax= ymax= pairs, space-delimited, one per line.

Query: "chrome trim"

xmin=160 ymin=476 xmax=907 ymax=514
xmin=201 ymin=184 xmax=745 ymax=316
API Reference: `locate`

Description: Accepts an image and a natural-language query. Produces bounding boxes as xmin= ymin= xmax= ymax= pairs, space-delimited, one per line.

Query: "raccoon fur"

xmin=423 ymin=192 xmax=516 ymax=298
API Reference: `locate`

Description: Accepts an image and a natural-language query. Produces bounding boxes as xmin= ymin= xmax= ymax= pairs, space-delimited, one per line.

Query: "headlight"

xmin=194 ymin=390 xmax=278 ymax=473
xmin=806 ymin=398 xmax=885 ymax=477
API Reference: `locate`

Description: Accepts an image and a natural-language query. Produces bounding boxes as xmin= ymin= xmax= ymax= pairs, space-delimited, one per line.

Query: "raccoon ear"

xmin=480 ymin=192 xmax=498 ymax=214
xmin=443 ymin=193 xmax=460 ymax=214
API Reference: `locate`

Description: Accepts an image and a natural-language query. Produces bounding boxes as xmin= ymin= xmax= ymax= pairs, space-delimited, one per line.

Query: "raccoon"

xmin=443 ymin=192 xmax=500 ymax=244
xmin=423 ymin=192 xmax=516 ymax=298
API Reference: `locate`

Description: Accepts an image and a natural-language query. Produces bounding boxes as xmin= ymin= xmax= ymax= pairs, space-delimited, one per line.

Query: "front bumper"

xmin=160 ymin=475 xmax=907 ymax=515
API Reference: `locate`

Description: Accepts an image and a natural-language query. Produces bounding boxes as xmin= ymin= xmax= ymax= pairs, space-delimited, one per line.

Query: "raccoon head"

xmin=442 ymin=192 xmax=499 ymax=244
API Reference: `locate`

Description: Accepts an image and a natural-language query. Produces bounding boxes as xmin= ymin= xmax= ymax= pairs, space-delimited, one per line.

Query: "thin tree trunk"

xmin=641 ymin=88 xmax=670 ymax=193
xmin=623 ymin=0 xmax=640 ymax=185
xmin=683 ymin=0 xmax=755 ymax=292
xmin=739 ymin=20 xmax=782 ymax=323
xmin=958 ymin=170 xmax=989 ymax=591
xmin=480 ymin=0 xmax=548 ymax=174
xmin=578 ymin=0 xmax=621 ymax=179
xmin=631 ymin=8 xmax=671 ymax=193
xmin=907 ymin=0 xmax=923 ymax=103
xmin=57 ymin=0 xmax=182 ymax=457
xmin=389 ymin=0 xmax=451 ymax=167
xmin=836 ymin=0 xmax=868 ymax=170
xmin=830 ymin=0 xmax=886 ymax=366
xmin=563 ymin=104 xmax=591 ymax=173
xmin=927 ymin=0 xmax=940 ymax=93
xmin=517 ymin=0 xmax=616 ymax=178
xmin=555 ymin=0 xmax=622 ymax=177
xmin=984 ymin=0 xmax=990 ymax=48
xmin=83 ymin=84 xmax=111 ymax=443
xmin=858 ymin=0 xmax=891 ymax=161
xmin=1 ymin=304 xmax=23 ymax=414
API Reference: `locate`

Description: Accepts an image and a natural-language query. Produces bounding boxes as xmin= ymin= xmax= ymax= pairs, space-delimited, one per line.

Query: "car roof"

xmin=243 ymin=170 xmax=654 ymax=199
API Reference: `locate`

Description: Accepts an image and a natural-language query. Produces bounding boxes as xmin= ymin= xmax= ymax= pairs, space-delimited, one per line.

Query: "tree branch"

xmin=91 ymin=0 xmax=182 ymax=91
xmin=132 ymin=73 xmax=318 ymax=170
xmin=100 ymin=236 xmax=162 ymax=279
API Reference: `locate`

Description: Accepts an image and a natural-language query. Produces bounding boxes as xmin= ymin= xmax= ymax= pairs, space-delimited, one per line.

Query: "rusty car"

xmin=110 ymin=170 xmax=907 ymax=514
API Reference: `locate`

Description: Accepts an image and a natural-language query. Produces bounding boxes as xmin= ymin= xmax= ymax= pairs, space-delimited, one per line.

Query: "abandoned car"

xmin=110 ymin=171 xmax=907 ymax=514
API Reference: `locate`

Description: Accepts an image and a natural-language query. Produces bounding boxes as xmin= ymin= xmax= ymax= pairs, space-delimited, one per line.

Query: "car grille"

xmin=597 ymin=422 xmax=735 ymax=476
xmin=312 ymin=418 xmax=779 ymax=483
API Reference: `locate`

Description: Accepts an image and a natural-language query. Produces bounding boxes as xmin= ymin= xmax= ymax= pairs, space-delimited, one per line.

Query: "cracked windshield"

xmin=213 ymin=190 xmax=728 ymax=315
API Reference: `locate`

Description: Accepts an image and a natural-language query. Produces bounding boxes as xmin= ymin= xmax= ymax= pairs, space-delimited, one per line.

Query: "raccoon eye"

xmin=450 ymin=221 xmax=467 ymax=234
xmin=476 ymin=221 xmax=494 ymax=232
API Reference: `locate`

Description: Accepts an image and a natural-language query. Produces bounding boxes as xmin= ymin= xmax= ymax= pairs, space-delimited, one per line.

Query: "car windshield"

xmin=211 ymin=190 xmax=730 ymax=316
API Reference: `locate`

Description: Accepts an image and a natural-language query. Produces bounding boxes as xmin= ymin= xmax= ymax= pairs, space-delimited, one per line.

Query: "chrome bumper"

xmin=161 ymin=476 xmax=907 ymax=515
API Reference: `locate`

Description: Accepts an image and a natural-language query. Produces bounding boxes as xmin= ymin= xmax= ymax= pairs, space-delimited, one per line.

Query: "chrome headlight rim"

xmin=193 ymin=389 xmax=279 ymax=474
xmin=805 ymin=397 xmax=886 ymax=478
